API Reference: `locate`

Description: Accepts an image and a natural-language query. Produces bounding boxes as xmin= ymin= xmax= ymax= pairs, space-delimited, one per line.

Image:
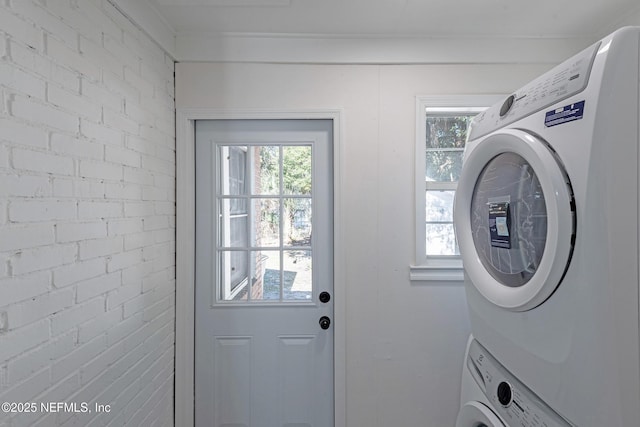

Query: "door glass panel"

xmin=218 ymin=199 xmax=248 ymax=248
xmin=254 ymin=145 xmax=280 ymax=195
xmin=253 ymin=251 xmax=282 ymax=301
xmin=216 ymin=144 xmax=314 ymax=303
xmin=470 ymin=153 xmax=547 ymax=287
xmin=284 ymin=249 xmax=312 ymax=300
xmin=252 ymin=250 xmax=280 ymax=301
xmin=283 ymin=146 xmax=312 ymax=195
xmin=219 ymin=146 xmax=247 ymax=195
xmin=219 ymin=250 xmax=248 ymax=301
xmin=253 ymin=198 xmax=280 ymax=247
xmin=284 ymin=198 xmax=312 ymax=247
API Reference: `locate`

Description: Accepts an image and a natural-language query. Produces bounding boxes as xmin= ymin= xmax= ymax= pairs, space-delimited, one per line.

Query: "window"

xmin=412 ymin=95 xmax=503 ymax=281
xmin=217 ymin=144 xmax=314 ymax=301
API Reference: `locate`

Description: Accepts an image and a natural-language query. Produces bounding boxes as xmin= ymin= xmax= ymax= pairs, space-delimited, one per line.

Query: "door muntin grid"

xmin=216 ymin=144 xmax=314 ymax=303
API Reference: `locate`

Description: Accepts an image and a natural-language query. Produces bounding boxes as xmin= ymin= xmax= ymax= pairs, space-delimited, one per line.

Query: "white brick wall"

xmin=0 ymin=1 xmax=175 ymax=426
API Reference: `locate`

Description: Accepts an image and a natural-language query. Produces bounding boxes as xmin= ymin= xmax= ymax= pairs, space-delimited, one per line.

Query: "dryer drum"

xmin=470 ymin=152 xmax=547 ymax=288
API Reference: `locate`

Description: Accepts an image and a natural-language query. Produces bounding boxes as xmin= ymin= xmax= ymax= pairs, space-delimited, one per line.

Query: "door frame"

xmin=175 ymin=108 xmax=346 ymax=427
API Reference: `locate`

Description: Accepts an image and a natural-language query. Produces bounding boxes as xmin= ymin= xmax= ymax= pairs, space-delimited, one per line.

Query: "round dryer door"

xmin=456 ymin=401 xmax=505 ymax=427
xmin=454 ymin=129 xmax=575 ymax=311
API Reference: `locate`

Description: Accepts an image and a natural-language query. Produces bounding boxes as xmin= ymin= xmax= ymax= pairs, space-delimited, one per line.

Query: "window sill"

xmin=409 ymin=259 xmax=464 ymax=282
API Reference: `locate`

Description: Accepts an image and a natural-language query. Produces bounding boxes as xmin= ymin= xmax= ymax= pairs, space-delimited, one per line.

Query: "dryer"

xmin=454 ymin=27 xmax=640 ymax=426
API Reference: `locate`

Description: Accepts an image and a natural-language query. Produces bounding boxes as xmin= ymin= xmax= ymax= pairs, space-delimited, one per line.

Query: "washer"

xmin=456 ymin=336 xmax=571 ymax=427
xmin=457 ymin=336 xmax=506 ymax=427
xmin=454 ymin=27 xmax=640 ymax=426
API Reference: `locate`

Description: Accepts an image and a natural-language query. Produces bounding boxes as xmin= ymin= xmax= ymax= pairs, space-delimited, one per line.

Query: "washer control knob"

xmin=500 ymin=94 xmax=515 ymax=117
xmin=497 ymin=381 xmax=512 ymax=406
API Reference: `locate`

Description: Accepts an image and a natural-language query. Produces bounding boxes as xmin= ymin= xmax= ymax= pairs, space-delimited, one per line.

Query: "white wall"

xmin=0 ymin=1 xmax=175 ymax=426
xmin=598 ymin=8 xmax=640 ymax=39
xmin=176 ymin=61 xmax=552 ymax=426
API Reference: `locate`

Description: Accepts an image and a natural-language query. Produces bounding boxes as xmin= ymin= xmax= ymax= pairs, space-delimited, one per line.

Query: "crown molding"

xmin=174 ymin=32 xmax=592 ymax=64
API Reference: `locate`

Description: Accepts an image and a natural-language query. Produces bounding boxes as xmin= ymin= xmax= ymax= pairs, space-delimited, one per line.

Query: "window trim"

xmin=411 ymin=95 xmax=504 ymax=282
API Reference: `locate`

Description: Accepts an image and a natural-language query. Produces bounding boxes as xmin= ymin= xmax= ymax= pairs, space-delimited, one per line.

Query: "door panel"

xmin=213 ymin=337 xmax=252 ymax=427
xmin=195 ymin=119 xmax=334 ymax=427
xmin=278 ymin=336 xmax=315 ymax=426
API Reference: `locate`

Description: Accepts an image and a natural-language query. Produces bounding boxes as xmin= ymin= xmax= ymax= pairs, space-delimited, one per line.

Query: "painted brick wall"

xmin=0 ymin=1 xmax=175 ymax=426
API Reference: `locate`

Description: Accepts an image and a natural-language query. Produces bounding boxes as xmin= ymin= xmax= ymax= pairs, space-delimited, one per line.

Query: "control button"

xmin=497 ymin=381 xmax=512 ymax=406
xmin=499 ymin=94 xmax=515 ymax=117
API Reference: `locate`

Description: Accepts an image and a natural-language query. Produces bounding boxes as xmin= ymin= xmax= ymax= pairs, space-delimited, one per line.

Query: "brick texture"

xmin=0 ymin=1 xmax=175 ymax=426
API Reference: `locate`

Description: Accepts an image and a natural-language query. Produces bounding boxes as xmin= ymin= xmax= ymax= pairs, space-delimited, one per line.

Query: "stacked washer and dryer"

xmin=453 ymin=27 xmax=640 ymax=426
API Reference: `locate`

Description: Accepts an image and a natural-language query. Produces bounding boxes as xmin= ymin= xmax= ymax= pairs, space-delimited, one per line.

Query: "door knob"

xmin=319 ymin=316 xmax=331 ymax=330
xmin=319 ymin=291 xmax=331 ymax=303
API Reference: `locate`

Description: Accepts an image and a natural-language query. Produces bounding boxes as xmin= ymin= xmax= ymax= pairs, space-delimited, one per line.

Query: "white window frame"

xmin=411 ymin=95 xmax=504 ymax=282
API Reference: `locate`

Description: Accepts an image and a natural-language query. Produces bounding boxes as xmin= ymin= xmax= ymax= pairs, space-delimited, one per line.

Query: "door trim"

xmin=175 ymin=108 xmax=346 ymax=427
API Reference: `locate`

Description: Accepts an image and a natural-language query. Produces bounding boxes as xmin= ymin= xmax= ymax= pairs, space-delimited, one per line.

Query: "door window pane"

xmin=219 ymin=250 xmax=248 ymax=301
xmin=252 ymin=250 xmax=280 ymax=301
xmin=253 ymin=198 xmax=280 ymax=247
xmin=284 ymin=249 xmax=312 ymax=300
xmin=254 ymin=145 xmax=280 ymax=195
xmin=218 ymin=199 xmax=248 ymax=248
xmin=284 ymin=198 xmax=312 ymax=247
xmin=283 ymin=146 xmax=312 ymax=195
xmin=219 ymin=146 xmax=247 ymax=195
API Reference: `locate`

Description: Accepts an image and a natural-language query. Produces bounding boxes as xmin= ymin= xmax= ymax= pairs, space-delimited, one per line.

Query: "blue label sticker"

xmin=544 ymin=100 xmax=585 ymax=127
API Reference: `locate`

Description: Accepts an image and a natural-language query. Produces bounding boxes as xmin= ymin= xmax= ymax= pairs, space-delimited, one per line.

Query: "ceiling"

xmin=113 ymin=0 xmax=640 ymax=62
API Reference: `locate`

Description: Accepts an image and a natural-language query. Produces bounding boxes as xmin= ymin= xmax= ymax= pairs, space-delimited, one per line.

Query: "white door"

xmin=454 ymin=129 xmax=575 ymax=311
xmin=194 ymin=119 xmax=334 ymax=427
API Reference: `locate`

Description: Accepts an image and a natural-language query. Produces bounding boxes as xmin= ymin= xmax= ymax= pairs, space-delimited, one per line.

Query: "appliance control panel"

xmin=468 ymin=40 xmax=601 ymax=140
xmin=467 ymin=339 xmax=573 ymax=427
